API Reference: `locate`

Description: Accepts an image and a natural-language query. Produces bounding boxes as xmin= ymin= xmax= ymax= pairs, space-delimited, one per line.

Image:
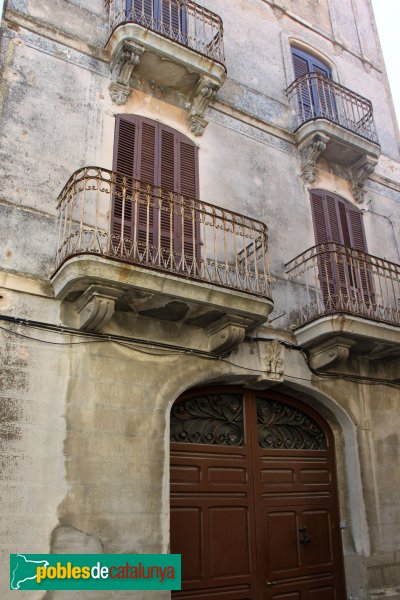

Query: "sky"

xmin=371 ymin=0 xmax=400 ymax=126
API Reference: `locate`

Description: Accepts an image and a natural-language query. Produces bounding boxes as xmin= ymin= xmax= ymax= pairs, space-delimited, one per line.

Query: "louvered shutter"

xmin=292 ymin=51 xmax=313 ymax=120
xmin=313 ymin=64 xmax=336 ymax=120
xmin=112 ymin=116 xmax=198 ymax=272
xmin=137 ymin=118 xmax=157 ymax=257
xmin=127 ymin=0 xmax=153 ymax=23
xmin=311 ymin=190 xmax=337 ymax=310
xmin=311 ymin=190 xmax=370 ymax=313
xmin=112 ymin=116 xmax=137 ymax=247
xmin=159 ymin=0 xmax=186 ymax=41
xmin=178 ymin=136 xmax=199 ymax=272
xmin=159 ymin=126 xmax=177 ymax=265
xmin=346 ymin=203 xmax=373 ymax=308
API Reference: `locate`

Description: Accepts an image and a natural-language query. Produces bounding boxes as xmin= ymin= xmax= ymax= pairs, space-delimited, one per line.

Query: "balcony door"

xmin=170 ymin=387 xmax=347 ymax=600
xmin=126 ymin=0 xmax=187 ymax=41
xmin=291 ymin=47 xmax=335 ymax=122
xmin=112 ymin=115 xmax=199 ymax=272
xmin=310 ymin=189 xmax=373 ymax=313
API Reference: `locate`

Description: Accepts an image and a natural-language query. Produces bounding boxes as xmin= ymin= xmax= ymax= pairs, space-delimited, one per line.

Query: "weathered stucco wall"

xmin=0 ymin=0 xmax=400 ymax=599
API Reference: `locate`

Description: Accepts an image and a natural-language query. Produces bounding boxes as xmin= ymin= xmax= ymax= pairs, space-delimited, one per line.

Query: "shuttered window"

xmin=125 ymin=0 xmax=187 ymax=40
xmin=112 ymin=115 xmax=199 ymax=268
xmin=291 ymin=47 xmax=335 ymax=120
xmin=310 ymin=189 xmax=372 ymax=310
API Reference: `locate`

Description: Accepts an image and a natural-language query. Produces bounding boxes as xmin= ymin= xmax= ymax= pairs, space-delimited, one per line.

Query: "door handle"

xmin=299 ymin=527 xmax=311 ymax=545
xmin=266 ymin=581 xmax=274 ymax=587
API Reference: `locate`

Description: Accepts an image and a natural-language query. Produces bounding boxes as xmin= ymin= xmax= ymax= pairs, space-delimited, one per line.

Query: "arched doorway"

xmin=170 ymin=387 xmax=346 ymax=599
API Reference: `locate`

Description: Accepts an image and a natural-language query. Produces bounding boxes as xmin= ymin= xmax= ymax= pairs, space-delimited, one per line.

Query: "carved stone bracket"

xmin=187 ymin=76 xmax=220 ymax=136
xmin=109 ymin=40 xmax=145 ymax=105
xmin=309 ymin=336 xmax=356 ymax=370
xmin=299 ymin=133 xmax=330 ymax=183
xmin=264 ymin=339 xmax=285 ymax=381
xmin=350 ymin=155 xmax=378 ymax=203
xmin=74 ymin=285 xmax=123 ymax=332
xmin=207 ymin=316 xmax=251 ymax=353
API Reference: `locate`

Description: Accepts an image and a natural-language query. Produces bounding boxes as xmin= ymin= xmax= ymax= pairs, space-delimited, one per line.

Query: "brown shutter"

xmin=178 ymin=137 xmax=199 ymax=264
xmin=310 ymin=190 xmax=337 ymax=308
xmin=112 ymin=115 xmax=137 ymax=241
xmin=159 ymin=126 xmax=177 ymax=262
xmin=310 ymin=190 xmax=370 ymax=311
xmin=346 ymin=203 xmax=372 ymax=305
xmin=112 ymin=116 xmax=198 ymax=271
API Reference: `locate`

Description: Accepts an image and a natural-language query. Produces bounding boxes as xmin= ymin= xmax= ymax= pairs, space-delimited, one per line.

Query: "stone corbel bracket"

xmin=309 ymin=336 xmax=356 ymax=370
xmin=207 ymin=315 xmax=252 ymax=354
xmin=299 ymin=133 xmax=330 ymax=183
xmin=264 ymin=339 xmax=285 ymax=381
xmin=109 ymin=39 xmax=145 ymax=105
xmin=74 ymin=285 xmax=124 ymax=332
xmin=187 ymin=76 xmax=220 ymax=136
xmin=350 ymin=155 xmax=378 ymax=203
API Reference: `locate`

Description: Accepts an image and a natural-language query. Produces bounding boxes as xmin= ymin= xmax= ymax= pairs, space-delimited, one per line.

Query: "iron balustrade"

xmin=106 ymin=0 xmax=225 ymax=65
xmin=55 ymin=167 xmax=271 ymax=298
xmin=287 ymin=73 xmax=378 ymax=144
xmin=285 ymin=243 xmax=400 ymax=327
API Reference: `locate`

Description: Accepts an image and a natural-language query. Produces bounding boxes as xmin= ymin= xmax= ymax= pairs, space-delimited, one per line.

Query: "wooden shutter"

xmin=112 ymin=115 xmax=137 ymax=243
xmin=137 ymin=119 xmax=157 ymax=253
xmin=159 ymin=126 xmax=177 ymax=263
xmin=292 ymin=51 xmax=313 ymax=120
xmin=311 ymin=190 xmax=370 ymax=312
xmin=159 ymin=0 xmax=185 ymax=40
xmin=310 ymin=190 xmax=337 ymax=309
xmin=112 ymin=116 xmax=198 ymax=271
xmin=291 ymin=48 xmax=333 ymax=121
xmin=178 ymin=138 xmax=199 ymax=267
xmin=128 ymin=0 xmax=153 ymax=22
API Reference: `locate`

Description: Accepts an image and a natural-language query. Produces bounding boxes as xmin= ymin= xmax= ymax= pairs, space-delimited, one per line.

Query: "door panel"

xmin=170 ymin=388 xmax=346 ymax=600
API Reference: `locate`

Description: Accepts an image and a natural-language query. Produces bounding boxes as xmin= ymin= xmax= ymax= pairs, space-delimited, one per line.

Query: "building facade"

xmin=0 ymin=0 xmax=399 ymax=599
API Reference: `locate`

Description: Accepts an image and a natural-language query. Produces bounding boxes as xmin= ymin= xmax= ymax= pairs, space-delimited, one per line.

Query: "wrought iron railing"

xmin=106 ymin=0 xmax=225 ymax=65
xmin=285 ymin=243 xmax=400 ymax=327
xmin=55 ymin=167 xmax=271 ymax=298
xmin=287 ymin=73 xmax=378 ymax=144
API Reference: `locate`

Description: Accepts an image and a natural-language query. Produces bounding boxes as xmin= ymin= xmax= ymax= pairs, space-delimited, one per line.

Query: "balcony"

xmin=51 ymin=167 xmax=273 ymax=353
xmin=286 ymin=244 xmax=400 ymax=368
xmin=105 ymin=0 xmax=226 ymax=135
xmin=287 ymin=74 xmax=381 ymax=202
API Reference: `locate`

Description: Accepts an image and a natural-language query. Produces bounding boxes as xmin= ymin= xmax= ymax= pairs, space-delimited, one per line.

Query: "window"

xmin=291 ymin=47 xmax=336 ymax=121
xmin=125 ymin=0 xmax=187 ymax=42
xmin=112 ymin=115 xmax=199 ymax=270
xmin=310 ymin=189 xmax=373 ymax=311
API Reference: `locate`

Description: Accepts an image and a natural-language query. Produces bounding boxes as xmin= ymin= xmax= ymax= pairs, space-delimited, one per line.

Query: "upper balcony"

xmin=105 ymin=0 xmax=226 ymax=135
xmin=286 ymin=243 xmax=400 ymax=368
xmin=287 ymin=74 xmax=381 ymax=202
xmin=51 ymin=167 xmax=273 ymax=353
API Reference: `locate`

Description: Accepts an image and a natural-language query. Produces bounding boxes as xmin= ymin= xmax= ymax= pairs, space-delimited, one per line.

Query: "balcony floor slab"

xmin=51 ymin=255 xmax=273 ymax=354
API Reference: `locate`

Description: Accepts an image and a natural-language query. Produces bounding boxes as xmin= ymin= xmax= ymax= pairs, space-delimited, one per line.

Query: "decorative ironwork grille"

xmin=257 ymin=398 xmax=327 ymax=450
xmin=107 ymin=0 xmax=225 ymax=65
xmin=285 ymin=243 xmax=400 ymax=328
xmin=171 ymin=393 xmax=244 ymax=445
xmin=54 ymin=167 xmax=271 ymax=298
xmin=287 ymin=73 xmax=378 ymax=144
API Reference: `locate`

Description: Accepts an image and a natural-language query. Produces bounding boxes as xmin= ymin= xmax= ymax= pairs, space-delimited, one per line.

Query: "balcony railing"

xmin=287 ymin=73 xmax=378 ymax=144
xmin=285 ymin=243 xmax=400 ymax=328
xmin=55 ymin=167 xmax=271 ymax=298
xmin=106 ymin=0 xmax=225 ymax=65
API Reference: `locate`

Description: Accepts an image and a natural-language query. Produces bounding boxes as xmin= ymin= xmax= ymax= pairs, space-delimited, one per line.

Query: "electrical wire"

xmin=1 ymin=315 xmax=399 ymax=389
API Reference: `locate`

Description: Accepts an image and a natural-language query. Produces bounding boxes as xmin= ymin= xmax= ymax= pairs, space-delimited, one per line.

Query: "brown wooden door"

xmin=170 ymin=388 xmax=346 ymax=600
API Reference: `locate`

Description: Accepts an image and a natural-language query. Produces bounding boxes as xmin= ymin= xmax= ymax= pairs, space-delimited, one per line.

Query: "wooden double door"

xmin=170 ymin=388 xmax=346 ymax=600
